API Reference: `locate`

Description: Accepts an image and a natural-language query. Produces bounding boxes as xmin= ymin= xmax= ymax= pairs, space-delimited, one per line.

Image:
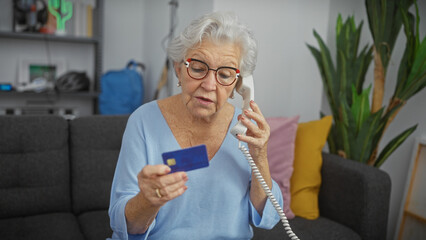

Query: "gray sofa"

xmin=0 ymin=115 xmax=391 ymax=240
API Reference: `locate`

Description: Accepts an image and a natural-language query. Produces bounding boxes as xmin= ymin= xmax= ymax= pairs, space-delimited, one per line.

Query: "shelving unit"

xmin=0 ymin=0 xmax=103 ymax=117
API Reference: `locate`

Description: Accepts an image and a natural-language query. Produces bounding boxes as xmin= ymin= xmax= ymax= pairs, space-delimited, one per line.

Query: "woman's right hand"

xmin=125 ymin=165 xmax=188 ymax=234
xmin=137 ymin=164 xmax=188 ymax=207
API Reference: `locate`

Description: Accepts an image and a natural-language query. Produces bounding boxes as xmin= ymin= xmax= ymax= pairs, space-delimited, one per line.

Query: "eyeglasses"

xmin=184 ymin=58 xmax=240 ymax=86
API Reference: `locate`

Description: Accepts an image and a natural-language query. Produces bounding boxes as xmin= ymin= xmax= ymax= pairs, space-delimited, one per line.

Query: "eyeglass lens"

xmin=187 ymin=59 xmax=238 ymax=86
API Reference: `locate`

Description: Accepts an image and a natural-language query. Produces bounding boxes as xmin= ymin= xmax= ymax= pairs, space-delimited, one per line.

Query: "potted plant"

xmin=307 ymin=0 xmax=425 ymax=167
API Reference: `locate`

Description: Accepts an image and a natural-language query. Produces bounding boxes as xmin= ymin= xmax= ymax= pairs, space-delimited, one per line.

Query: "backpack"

xmin=99 ymin=60 xmax=145 ymax=115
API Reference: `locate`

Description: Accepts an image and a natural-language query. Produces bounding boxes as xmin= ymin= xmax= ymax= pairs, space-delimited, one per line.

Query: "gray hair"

xmin=167 ymin=12 xmax=257 ymax=77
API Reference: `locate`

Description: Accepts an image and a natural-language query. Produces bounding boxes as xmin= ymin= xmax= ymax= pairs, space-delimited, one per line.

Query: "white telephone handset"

xmin=230 ymin=75 xmax=254 ymax=137
xmin=231 ymin=75 xmax=299 ymax=240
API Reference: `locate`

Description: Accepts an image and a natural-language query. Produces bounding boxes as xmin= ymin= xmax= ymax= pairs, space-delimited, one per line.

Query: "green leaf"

xmin=334 ymin=15 xmax=372 ymax=106
xmin=337 ymin=50 xmax=347 ymax=101
xmin=395 ymin=35 xmax=426 ymax=101
xmin=338 ymin=100 xmax=360 ymax=159
xmin=351 ymin=84 xmax=372 ymax=133
xmin=357 ymin=110 xmax=384 ymax=163
xmin=328 ymin=124 xmax=338 ymax=154
xmin=336 ymin=120 xmax=351 ymax=158
xmin=374 ymin=125 xmax=418 ymax=167
xmin=402 ymin=37 xmax=426 ymax=99
xmin=307 ymin=44 xmax=339 ymax=117
xmin=394 ymin=2 xmax=416 ymax=97
xmin=354 ymin=45 xmax=374 ymax=93
xmin=370 ymin=105 xmax=401 ymax=151
xmin=313 ymin=30 xmax=337 ymax=100
xmin=336 ymin=14 xmax=343 ymax=36
xmin=365 ymin=0 xmax=414 ymax=70
xmin=414 ymin=0 xmax=420 ymax=48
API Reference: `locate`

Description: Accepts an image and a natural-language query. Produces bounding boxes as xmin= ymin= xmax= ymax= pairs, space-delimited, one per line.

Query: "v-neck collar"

xmin=154 ymin=101 xmax=238 ymax=161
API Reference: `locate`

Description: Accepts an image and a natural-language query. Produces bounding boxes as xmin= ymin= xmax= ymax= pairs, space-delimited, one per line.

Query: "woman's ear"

xmin=174 ymin=61 xmax=182 ymax=78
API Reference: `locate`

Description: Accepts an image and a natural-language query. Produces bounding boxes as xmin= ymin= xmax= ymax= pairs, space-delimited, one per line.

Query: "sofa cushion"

xmin=0 ymin=212 xmax=84 ymax=240
xmin=78 ymin=210 xmax=113 ymax=240
xmin=252 ymin=216 xmax=361 ymax=240
xmin=70 ymin=115 xmax=129 ymax=214
xmin=266 ymin=116 xmax=299 ymax=219
xmin=290 ymin=116 xmax=332 ymax=220
xmin=0 ymin=116 xmax=71 ymax=218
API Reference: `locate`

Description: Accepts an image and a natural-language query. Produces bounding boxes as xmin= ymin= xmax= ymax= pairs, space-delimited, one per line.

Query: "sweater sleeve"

xmin=108 ymin=111 xmax=153 ymax=240
xmin=249 ymin=179 xmax=283 ymax=229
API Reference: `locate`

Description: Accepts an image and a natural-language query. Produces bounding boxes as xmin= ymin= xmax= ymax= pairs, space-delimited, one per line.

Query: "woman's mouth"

xmin=196 ymin=96 xmax=214 ymax=105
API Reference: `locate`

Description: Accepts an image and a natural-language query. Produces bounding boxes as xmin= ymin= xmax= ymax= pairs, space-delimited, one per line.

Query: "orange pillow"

xmin=290 ymin=115 xmax=332 ymax=219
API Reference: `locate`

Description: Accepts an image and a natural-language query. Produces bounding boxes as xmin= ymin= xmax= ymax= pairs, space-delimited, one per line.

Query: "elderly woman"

xmin=108 ymin=12 xmax=283 ymax=240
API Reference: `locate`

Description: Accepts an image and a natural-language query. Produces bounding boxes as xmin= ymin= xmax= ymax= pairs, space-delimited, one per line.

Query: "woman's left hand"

xmin=237 ymin=100 xmax=270 ymax=163
xmin=237 ymin=100 xmax=273 ymax=212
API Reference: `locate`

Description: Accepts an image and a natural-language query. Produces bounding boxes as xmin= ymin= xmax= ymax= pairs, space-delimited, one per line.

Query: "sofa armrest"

xmin=319 ymin=153 xmax=391 ymax=240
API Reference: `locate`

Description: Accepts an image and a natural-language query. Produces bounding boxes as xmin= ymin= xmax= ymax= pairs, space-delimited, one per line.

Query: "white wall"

xmin=103 ymin=0 xmax=144 ymax=72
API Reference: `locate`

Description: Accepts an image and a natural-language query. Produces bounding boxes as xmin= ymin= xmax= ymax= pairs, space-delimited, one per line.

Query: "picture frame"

xmin=17 ymin=58 xmax=66 ymax=87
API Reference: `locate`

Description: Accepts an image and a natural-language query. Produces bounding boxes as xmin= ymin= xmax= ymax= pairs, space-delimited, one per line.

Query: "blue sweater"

xmin=108 ymin=101 xmax=283 ymax=240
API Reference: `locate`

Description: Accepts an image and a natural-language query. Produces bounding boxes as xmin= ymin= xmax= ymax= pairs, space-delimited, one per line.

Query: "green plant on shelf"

xmin=48 ymin=0 xmax=73 ymax=35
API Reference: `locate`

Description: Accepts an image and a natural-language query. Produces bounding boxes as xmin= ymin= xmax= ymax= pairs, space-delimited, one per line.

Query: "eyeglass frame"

xmin=184 ymin=58 xmax=240 ymax=86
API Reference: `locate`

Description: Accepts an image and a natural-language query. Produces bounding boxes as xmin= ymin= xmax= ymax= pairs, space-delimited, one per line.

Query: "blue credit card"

xmin=162 ymin=144 xmax=209 ymax=173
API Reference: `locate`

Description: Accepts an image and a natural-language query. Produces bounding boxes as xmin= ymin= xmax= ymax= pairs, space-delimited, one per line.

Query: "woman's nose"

xmin=201 ymin=70 xmax=217 ymax=90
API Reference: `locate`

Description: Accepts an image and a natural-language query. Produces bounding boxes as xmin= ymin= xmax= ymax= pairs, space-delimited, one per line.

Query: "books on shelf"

xmin=73 ymin=1 xmax=95 ymax=38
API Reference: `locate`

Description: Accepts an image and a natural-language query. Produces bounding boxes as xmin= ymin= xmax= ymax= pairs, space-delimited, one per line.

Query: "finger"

xmin=142 ymin=173 xmax=187 ymax=203
xmin=141 ymin=164 xmax=171 ymax=178
xmin=156 ymin=185 xmax=188 ymax=202
xmin=240 ymin=115 xmax=259 ymax=135
xmin=163 ymin=176 xmax=188 ymax=193
xmin=245 ymin=102 xmax=268 ymax=128
xmin=249 ymin=100 xmax=263 ymax=116
xmin=159 ymin=179 xmax=188 ymax=200
xmin=244 ymin=104 xmax=270 ymax=137
xmin=239 ymin=115 xmax=269 ymax=147
xmin=244 ymin=109 xmax=263 ymax=122
xmin=240 ymin=114 xmax=268 ymax=140
xmin=236 ymin=133 xmax=262 ymax=147
xmin=167 ymin=185 xmax=188 ymax=200
xmin=244 ymin=110 xmax=270 ymax=135
xmin=239 ymin=114 xmax=261 ymax=135
xmin=156 ymin=171 xmax=188 ymax=188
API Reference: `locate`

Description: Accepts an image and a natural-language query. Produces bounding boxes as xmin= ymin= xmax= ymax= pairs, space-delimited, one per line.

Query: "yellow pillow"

xmin=290 ymin=115 xmax=332 ymax=219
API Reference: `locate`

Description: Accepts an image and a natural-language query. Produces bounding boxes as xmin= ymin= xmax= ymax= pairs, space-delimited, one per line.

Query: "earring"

xmin=177 ymin=81 xmax=181 ymax=87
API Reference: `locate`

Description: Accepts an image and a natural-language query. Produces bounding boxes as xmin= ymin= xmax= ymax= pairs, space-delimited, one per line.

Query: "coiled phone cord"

xmin=239 ymin=141 xmax=299 ymax=240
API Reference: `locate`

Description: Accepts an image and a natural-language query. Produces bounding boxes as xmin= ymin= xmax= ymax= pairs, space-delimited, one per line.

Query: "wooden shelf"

xmin=0 ymin=31 xmax=98 ymax=44
xmin=0 ymin=91 xmax=99 ymax=98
